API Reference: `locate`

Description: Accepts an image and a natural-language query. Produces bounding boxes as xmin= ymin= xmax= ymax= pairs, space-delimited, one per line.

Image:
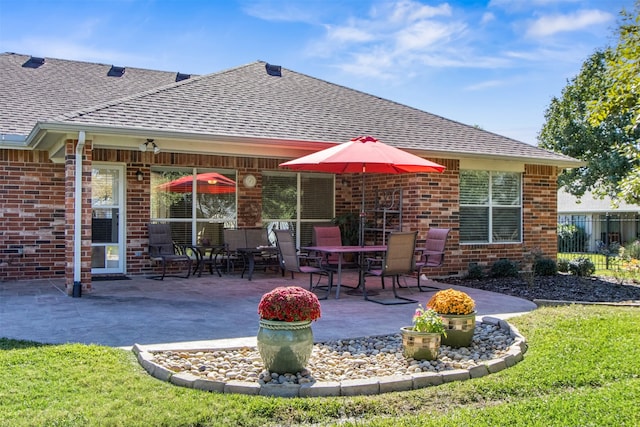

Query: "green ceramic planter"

xmin=257 ymin=319 xmax=314 ymax=374
xmin=440 ymin=312 xmax=476 ymax=348
xmin=400 ymin=327 xmax=441 ymax=360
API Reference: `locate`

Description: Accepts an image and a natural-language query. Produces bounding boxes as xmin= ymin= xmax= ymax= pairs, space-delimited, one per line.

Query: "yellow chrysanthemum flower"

xmin=426 ymin=289 xmax=475 ymax=315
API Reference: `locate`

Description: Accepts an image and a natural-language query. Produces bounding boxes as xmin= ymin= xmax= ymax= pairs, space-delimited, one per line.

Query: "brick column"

xmin=523 ymin=164 xmax=559 ymax=259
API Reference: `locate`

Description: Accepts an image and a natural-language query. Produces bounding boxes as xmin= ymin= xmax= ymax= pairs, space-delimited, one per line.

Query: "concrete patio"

xmin=0 ymin=270 xmax=537 ymax=349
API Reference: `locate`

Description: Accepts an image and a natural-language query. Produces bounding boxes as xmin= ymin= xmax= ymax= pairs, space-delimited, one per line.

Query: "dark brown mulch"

xmin=439 ymin=274 xmax=640 ymax=304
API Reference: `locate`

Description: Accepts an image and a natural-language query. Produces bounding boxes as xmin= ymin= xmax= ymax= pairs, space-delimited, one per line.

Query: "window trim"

xmin=149 ymin=167 xmax=237 ymax=245
xmin=459 ymin=170 xmax=523 ymax=245
xmin=262 ymin=171 xmax=335 ymax=248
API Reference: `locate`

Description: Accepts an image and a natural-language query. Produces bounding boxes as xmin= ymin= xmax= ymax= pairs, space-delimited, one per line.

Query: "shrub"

xmin=466 ymin=263 xmax=484 ymax=279
xmin=568 ymin=257 xmax=595 ymax=277
xmin=622 ymin=240 xmax=640 ymax=260
xmin=557 ymin=258 xmax=570 ymax=273
xmin=490 ymin=259 xmax=519 ymax=278
xmin=608 ymin=241 xmax=622 ymax=255
xmin=557 ymin=223 xmax=589 ymax=252
xmin=534 ymin=257 xmax=558 ymax=276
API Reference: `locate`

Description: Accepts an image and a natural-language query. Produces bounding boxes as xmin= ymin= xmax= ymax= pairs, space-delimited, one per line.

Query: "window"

xmin=150 ymin=168 xmax=237 ymax=245
xmin=262 ymin=172 xmax=334 ymax=247
xmin=460 ymin=170 xmax=521 ymax=243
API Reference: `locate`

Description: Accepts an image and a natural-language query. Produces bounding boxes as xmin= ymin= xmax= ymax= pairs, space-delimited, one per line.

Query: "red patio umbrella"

xmin=280 ymin=135 xmax=445 ymax=245
xmin=157 ymin=172 xmax=236 ymax=194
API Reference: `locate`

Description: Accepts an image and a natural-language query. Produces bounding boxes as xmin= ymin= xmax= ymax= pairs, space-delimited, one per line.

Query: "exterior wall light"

xmin=139 ymin=139 xmax=160 ymax=154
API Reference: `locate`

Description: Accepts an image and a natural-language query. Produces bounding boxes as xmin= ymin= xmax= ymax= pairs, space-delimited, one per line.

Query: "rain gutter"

xmin=73 ymin=131 xmax=85 ymax=297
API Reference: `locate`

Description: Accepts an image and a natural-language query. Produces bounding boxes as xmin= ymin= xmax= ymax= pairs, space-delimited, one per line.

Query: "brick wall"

xmin=523 ymin=164 xmax=559 ymax=259
xmin=334 ymin=159 xmax=559 ymax=277
xmin=0 ymin=149 xmax=66 ymax=281
xmin=92 ymin=150 xmax=285 ymax=277
xmin=2 ymin=147 xmax=558 ymax=283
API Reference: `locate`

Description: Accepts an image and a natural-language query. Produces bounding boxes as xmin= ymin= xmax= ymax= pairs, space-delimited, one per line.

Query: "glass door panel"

xmin=91 ymin=165 xmax=124 ymax=274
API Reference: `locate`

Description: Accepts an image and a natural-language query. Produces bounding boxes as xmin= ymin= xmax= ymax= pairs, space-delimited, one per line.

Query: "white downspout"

xmin=73 ymin=131 xmax=86 ymax=297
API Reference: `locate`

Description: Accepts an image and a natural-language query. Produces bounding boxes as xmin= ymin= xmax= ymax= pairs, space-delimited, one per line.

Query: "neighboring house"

xmin=558 ymin=188 xmax=640 ymax=252
xmin=0 ymin=52 xmax=581 ymax=292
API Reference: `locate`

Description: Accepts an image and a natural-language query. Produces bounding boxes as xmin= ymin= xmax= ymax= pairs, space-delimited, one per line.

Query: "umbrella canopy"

xmin=157 ymin=172 xmax=236 ymax=194
xmin=279 ymin=135 xmax=446 ymax=174
xmin=280 ymin=135 xmax=446 ymax=245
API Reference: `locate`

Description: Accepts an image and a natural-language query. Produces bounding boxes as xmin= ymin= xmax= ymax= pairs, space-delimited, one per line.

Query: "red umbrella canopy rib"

xmin=157 ymin=172 xmax=236 ymax=194
xmin=279 ymin=135 xmax=445 ymax=174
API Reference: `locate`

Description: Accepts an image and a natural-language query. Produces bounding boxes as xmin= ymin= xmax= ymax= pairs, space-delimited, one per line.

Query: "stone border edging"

xmin=132 ymin=316 xmax=527 ymax=398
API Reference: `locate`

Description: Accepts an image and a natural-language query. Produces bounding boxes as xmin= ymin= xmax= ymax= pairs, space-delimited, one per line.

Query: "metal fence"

xmin=557 ymin=213 xmax=640 ymax=270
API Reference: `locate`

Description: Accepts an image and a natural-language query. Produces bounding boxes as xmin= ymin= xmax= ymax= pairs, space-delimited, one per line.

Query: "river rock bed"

xmin=151 ymin=322 xmax=515 ymax=385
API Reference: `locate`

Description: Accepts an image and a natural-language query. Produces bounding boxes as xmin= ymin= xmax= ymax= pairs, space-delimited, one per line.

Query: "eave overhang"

xmin=2 ymin=121 xmax=585 ymax=169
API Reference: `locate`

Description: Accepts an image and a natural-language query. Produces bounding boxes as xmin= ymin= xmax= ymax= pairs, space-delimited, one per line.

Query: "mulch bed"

xmin=439 ymin=274 xmax=640 ymax=304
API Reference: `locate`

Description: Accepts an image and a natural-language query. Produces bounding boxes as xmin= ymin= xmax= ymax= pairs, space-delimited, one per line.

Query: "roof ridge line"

xmin=53 ymin=61 xmax=264 ymax=122
xmin=1 ymin=51 xmax=195 ymax=75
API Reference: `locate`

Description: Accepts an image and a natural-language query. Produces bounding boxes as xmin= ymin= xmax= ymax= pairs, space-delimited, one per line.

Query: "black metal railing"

xmin=557 ymin=214 xmax=640 ymax=270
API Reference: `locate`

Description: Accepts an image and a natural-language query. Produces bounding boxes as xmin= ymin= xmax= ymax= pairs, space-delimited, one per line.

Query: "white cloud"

xmin=504 ymin=47 xmax=569 ymax=61
xmin=242 ymin=0 xmax=319 ymax=23
xmin=5 ymin=36 xmax=156 ymax=69
xmin=326 ymin=24 xmax=376 ymax=44
xmin=336 ymin=49 xmax=396 ymax=79
xmin=481 ymin=12 xmax=496 ymax=25
xmin=418 ymin=52 xmax=510 ymax=68
xmin=465 ymin=79 xmax=508 ymax=91
xmin=489 ymin=0 xmax=581 ymax=9
xmin=394 ymin=20 xmax=463 ymax=52
xmin=526 ymin=9 xmax=613 ymax=37
xmin=306 ymin=0 xmax=482 ymax=78
xmin=380 ymin=0 xmax=452 ymax=24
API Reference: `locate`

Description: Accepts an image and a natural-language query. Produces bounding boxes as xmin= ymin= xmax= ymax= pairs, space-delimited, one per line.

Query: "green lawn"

xmin=2 ymin=305 xmax=639 ymax=426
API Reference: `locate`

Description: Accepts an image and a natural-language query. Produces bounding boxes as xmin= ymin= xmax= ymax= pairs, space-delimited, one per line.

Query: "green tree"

xmin=589 ymin=2 xmax=640 ymax=132
xmin=588 ymin=2 xmax=640 ymax=202
xmin=539 ymin=51 xmax=634 ymax=200
xmin=539 ymin=3 xmax=640 ymax=204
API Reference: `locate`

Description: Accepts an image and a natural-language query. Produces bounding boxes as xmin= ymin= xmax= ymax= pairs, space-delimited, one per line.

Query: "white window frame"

xmin=262 ymin=171 xmax=335 ymax=248
xmin=150 ymin=167 xmax=237 ymax=245
xmin=460 ymin=170 xmax=523 ymax=244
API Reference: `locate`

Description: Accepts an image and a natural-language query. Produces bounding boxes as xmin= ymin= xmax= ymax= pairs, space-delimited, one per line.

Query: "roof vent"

xmin=108 ymin=65 xmax=125 ymax=77
xmin=175 ymin=72 xmax=191 ymax=82
xmin=22 ymin=56 xmax=45 ymax=68
xmin=265 ymin=63 xmax=282 ymax=77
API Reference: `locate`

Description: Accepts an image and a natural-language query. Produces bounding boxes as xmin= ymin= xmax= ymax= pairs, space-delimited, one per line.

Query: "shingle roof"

xmin=1 ymin=53 xmax=578 ymax=165
xmin=0 ymin=52 xmax=186 ymax=136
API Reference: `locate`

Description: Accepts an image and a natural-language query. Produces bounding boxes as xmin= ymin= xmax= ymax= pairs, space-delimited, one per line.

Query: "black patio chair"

xmin=147 ymin=223 xmax=193 ymax=280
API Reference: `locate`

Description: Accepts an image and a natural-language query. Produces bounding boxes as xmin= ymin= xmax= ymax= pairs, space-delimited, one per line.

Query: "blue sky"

xmin=0 ymin=0 xmax=633 ymax=145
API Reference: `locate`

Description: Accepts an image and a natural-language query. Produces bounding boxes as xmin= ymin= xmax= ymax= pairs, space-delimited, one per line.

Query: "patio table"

xmin=301 ymin=245 xmax=386 ymax=298
xmin=194 ymin=244 xmax=226 ymax=277
xmin=237 ymin=246 xmax=279 ymax=280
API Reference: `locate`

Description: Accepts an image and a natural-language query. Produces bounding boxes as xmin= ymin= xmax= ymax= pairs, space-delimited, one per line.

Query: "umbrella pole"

xmin=359 ymin=170 xmax=365 ymax=247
